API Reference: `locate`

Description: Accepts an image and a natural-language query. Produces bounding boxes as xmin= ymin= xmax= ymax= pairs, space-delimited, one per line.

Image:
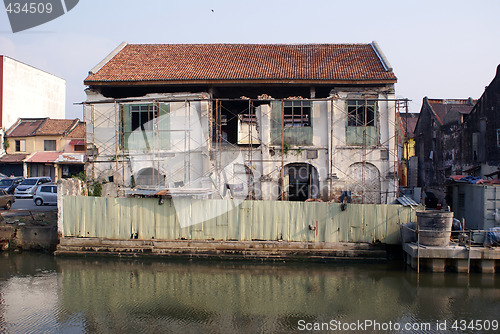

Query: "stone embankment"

xmin=0 ymin=212 xmax=58 ymax=252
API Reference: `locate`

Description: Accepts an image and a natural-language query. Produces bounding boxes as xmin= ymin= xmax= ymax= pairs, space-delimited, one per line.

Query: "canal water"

xmin=0 ymin=253 xmax=498 ymax=333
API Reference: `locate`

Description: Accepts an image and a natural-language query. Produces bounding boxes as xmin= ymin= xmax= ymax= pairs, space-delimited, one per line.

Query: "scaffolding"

xmin=84 ymin=93 xmax=407 ymax=204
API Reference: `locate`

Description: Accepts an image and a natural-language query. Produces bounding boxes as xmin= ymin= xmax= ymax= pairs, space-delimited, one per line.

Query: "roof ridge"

xmin=64 ymin=119 xmax=81 ymax=137
xmin=126 ymin=42 xmax=374 ymax=46
xmin=32 ymin=118 xmax=49 ymax=135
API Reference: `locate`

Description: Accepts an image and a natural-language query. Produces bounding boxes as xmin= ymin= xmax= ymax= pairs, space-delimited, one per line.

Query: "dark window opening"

xmin=44 ymin=140 xmax=57 ymax=151
xmin=472 ymin=132 xmax=478 ymax=161
xmin=284 ymin=101 xmax=311 ymax=127
xmin=285 ymin=163 xmax=320 ymax=201
xmin=15 ymin=139 xmax=25 ymax=152
xmin=347 ymin=100 xmax=376 ymax=127
xmin=74 ymin=144 xmax=85 ymax=152
xmin=131 ymin=104 xmax=158 ymax=131
xmin=213 ymin=100 xmax=258 ymax=146
xmin=445 ymin=166 xmax=452 ymax=178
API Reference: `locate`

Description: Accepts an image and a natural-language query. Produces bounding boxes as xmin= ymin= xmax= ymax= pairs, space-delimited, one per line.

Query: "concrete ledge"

xmin=56 ymin=238 xmax=388 ymax=262
xmin=403 ymin=242 xmax=500 ymax=273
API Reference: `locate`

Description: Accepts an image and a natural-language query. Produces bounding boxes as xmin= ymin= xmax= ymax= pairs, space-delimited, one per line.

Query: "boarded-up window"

xmin=346 ymin=162 xmax=381 ymax=204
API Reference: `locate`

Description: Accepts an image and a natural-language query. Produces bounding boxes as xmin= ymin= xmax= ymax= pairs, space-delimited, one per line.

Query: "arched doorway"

xmin=134 ymin=167 xmax=164 ymax=187
xmin=346 ymin=162 xmax=381 ymax=204
xmin=283 ymin=163 xmax=319 ymax=201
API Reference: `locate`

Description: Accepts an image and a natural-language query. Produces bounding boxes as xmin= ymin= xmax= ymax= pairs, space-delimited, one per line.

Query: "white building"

xmin=0 ymin=56 xmax=65 ymax=151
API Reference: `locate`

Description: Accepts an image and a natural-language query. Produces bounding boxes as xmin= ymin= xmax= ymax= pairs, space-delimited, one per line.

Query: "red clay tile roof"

xmin=67 ymin=122 xmax=85 ymax=139
xmin=36 ymin=119 xmax=77 ymax=136
xmin=0 ymin=154 xmax=27 ymax=163
xmin=6 ymin=118 xmax=80 ymax=137
xmin=85 ymin=43 xmax=397 ymax=84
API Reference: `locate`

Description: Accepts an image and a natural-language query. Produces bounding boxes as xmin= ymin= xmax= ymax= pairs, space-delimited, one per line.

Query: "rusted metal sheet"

xmin=62 ymin=196 xmax=416 ymax=244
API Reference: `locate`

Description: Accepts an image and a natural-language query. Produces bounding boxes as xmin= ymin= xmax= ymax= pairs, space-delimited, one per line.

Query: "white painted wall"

xmin=2 ymin=56 xmax=65 ymax=129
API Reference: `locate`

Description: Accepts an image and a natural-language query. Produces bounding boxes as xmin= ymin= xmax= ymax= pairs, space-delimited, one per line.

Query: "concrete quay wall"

xmin=0 ymin=225 xmax=58 ymax=252
xmin=56 ymin=238 xmax=388 ymax=262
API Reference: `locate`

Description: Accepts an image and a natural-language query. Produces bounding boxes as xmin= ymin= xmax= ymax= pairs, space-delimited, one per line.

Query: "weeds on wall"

xmin=90 ymin=181 xmax=102 ymax=197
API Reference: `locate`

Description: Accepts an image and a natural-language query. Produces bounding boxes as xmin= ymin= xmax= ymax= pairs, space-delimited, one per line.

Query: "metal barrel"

xmin=416 ymin=210 xmax=454 ymax=246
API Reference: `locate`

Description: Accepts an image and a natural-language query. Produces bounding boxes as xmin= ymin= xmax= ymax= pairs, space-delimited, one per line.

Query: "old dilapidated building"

xmin=83 ymin=42 xmax=400 ymax=204
xmin=414 ymin=65 xmax=500 ymax=207
xmin=414 ymin=97 xmax=475 ymax=202
xmin=461 ymin=65 xmax=500 ymax=176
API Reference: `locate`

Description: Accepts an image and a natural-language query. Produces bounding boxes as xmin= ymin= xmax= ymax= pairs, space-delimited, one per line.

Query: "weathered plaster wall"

xmin=85 ymin=89 xmax=398 ymax=204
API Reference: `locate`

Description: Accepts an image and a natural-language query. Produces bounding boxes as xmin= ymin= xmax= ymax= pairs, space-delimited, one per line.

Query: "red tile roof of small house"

xmin=85 ymin=43 xmax=397 ymax=85
xmin=36 ymin=119 xmax=78 ymax=136
xmin=66 ymin=122 xmax=85 ymax=139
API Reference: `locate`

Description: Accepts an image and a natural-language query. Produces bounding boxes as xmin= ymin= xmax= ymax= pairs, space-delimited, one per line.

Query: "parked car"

xmin=0 ymin=177 xmax=24 ymax=194
xmin=33 ymin=183 xmax=58 ymax=206
xmin=14 ymin=177 xmax=52 ymax=198
xmin=0 ymin=188 xmax=15 ymax=210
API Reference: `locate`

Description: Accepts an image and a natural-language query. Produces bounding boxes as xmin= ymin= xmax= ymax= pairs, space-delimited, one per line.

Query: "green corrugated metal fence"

xmin=63 ymin=196 xmax=416 ymax=244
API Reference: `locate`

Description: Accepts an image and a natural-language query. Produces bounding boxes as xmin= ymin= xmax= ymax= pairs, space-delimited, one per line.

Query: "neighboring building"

xmin=396 ymin=111 xmax=418 ymax=188
xmin=2 ymin=118 xmax=85 ymax=179
xmin=83 ymin=42 xmax=399 ymax=204
xmin=414 ymin=97 xmax=475 ymax=203
xmin=461 ymin=65 xmax=500 ymax=177
xmin=0 ymin=56 xmax=65 ymax=153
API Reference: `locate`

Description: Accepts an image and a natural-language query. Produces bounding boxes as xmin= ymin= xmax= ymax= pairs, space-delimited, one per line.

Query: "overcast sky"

xmin=1 ymin=0 xmax=499 ymax=119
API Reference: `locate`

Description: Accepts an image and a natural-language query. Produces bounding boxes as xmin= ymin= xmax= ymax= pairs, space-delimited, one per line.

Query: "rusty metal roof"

xmin=5 ymin=119 xmax=44 ymax=137
xmin=427 ymin=99 xmax=475 ymax=125
xmin=398 ymin=113 xmax=418 ymax=138
xmin=6 ymin=118 xmax=81 ymax=137
xmin=25 ymin=152 xmax=61 ymax=163
xmin=0 ymin=153 xmax=27 ymax=163
xmin=85 ymin=43 xmax=397 ymax=85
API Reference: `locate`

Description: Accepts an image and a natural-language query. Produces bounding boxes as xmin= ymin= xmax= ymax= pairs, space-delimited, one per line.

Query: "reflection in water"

xmin=0 ymin=253 xmax=499 ymax=333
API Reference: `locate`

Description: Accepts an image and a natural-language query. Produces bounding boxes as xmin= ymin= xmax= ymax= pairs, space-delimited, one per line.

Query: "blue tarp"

xmin=460 ymin=176 xmax=482 ymax=184
xmin=484 ymin=227 xmax=500 ymax=247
